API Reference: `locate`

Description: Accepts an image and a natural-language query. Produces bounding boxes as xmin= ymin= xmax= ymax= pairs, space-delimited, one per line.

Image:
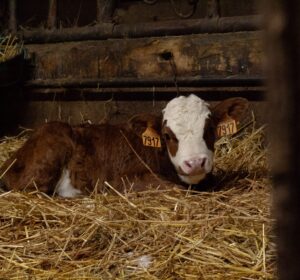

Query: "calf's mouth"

xmin=176 ymin=166 xmax=207 ymax=185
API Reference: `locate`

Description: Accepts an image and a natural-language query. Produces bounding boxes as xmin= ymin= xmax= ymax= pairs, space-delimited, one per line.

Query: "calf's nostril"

xmin=184 ymin=160 xmax=192 ymax=168
xmin=200 ymin=158 xmax=206 ymax=168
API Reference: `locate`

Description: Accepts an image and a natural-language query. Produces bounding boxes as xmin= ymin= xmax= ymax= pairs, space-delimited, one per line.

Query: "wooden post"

xmin=266 ymin=1 xmax=300 ymax=279
xmin=9 ymin=0 xmax=17 ymax=33
xmin=96 ymin=0 xmax=117 ymax=23
xmin=47 ymin=0 xmax=57 ymax=29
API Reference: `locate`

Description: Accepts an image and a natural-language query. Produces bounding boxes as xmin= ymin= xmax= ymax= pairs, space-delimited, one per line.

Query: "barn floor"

xmin=0 ymin=124 xmax=276 ymax=279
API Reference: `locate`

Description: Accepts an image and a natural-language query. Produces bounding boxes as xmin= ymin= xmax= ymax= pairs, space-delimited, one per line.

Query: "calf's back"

xmin=0 ymin=120 xmax=177 ymax=195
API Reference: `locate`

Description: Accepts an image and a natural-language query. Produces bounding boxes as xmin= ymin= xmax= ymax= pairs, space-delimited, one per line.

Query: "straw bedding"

xmin=0 ymin=34 xmax=23 ymax=63
xmin=0 ymin=124 xmax=276 ymax=279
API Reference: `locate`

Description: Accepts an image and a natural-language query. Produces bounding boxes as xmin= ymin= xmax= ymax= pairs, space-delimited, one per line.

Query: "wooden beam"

xmin=23 ymin=87 xmax=265 ymax=102
xmin=25 ymin=76 xmax=264 ymax=89
xmin=25 ymin=86 xmax=265 ymax=95
xmin=21 ymin=15 xmax=262 ymax=44
xmin=25 ymin=32 xmax=262 ymax=83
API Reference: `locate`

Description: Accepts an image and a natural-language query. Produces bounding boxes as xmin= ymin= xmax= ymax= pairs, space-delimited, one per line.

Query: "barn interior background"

xmin=0 ymin=1 xmax=280 ymax=279
xmin=0 ymin=0 xmax=264 ymax=134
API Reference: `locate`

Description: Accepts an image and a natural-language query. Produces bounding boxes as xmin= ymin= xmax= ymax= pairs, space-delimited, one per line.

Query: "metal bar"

xmin=96 ymin=0 xmax=101 ymax=22
xmin=9 ymin=0 xmax=17 ymax=33
xmin=47 ymin=0 xmax=57 ymax=29
xmin=207 ymin=0 xmax=220 ymax=18
xmin=21 ymin=15 xmax=262 ymax=44
xmin=25 ymin=76 xmax=264 ymax=88
xmin=97 ymin=0 xmax=117 ymax=23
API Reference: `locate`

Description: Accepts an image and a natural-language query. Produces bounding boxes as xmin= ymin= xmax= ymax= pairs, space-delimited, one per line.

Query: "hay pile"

xmin=0 ymin=34 xmax=23 ymax=63
xmin=0 ymin=125 xmax=276 ymax=279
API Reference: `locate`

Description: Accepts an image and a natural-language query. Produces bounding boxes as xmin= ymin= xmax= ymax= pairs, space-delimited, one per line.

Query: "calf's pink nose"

xmin=183 ymin=157 xmax=207 ymax=174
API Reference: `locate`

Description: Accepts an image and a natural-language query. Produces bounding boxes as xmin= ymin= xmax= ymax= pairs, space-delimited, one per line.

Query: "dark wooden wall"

xmin=0 ymin=0 xmax=264 ymax=132
xmin=1 ymin=0 xmax=260 ymax=29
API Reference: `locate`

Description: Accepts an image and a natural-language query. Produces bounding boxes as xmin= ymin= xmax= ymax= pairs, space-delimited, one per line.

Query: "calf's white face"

xmin=162 ymin=94 xmax=248 ymax=185
xmin=162 ymin=95 xmax=213 ymax=184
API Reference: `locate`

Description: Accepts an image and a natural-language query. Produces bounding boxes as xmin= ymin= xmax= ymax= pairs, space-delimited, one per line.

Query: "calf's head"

xmin=162 ymin=94 xmax=248 ymax=185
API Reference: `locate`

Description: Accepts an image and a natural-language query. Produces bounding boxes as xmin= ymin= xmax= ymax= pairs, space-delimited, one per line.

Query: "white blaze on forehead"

xmin=162 ymin=94 xmax=213 ymax=184
xmin=163 ymin=94 xmax=211 ymax=135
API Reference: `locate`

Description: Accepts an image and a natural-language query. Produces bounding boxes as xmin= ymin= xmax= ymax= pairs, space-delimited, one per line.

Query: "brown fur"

xmin=0 ymin=117 xmax=180 ymax=194
xmin=0 ymin=97 xmax=248 ymax=195
xmin=68 ymin=122 xmax=179 ymax=193
xmin=0 ymin=122 xmax=74 ymax=193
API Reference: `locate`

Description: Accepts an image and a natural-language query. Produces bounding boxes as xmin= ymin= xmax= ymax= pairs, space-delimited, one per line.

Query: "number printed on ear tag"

xmin=142 ymin=127 xmax=162 ymax=148
xmin=216 ymin=118 xmax=238 ymax=138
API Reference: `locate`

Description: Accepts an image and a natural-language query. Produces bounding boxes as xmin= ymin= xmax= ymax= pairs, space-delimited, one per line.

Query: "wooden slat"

xmin=21 ymin=15 xmax=261 ymax=43
xmin=25 ymin=31 xmax=262 ymax=83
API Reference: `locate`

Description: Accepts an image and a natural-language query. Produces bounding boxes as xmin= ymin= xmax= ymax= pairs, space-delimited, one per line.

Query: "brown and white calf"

xmin=0 ymin=95 xmax=248 ymax=197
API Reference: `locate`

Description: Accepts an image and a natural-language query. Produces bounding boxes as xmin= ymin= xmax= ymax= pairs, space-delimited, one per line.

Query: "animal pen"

xmin=0 ymin=0 xmax=296 ymax=279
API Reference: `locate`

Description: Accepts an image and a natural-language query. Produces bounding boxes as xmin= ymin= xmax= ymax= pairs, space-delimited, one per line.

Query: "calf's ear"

xmin=211 ymin=98 xmax=249 ymax=123
xmin=128 ymin=114 xmax=162 ymax=137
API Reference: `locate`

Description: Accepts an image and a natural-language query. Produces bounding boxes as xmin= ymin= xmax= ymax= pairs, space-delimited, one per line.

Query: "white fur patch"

xmin=163 ymin=94 xmax=213 ymax=184
xmin=56 ymin=169 xmax=81 ymax=198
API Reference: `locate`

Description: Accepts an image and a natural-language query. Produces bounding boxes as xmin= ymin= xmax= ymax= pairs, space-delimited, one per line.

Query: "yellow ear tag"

xmin=216 ymin=117 xmax=238 ymax=138
xmin=142 ymin=127 xmax=161 ymax=148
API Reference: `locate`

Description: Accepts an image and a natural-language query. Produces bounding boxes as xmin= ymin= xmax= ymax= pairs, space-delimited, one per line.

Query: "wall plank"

xmin=26 ymin=31 xmax=262 ymax=83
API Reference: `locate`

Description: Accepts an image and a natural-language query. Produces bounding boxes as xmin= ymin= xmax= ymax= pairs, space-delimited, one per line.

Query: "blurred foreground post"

xmin=266 ymin=1 xmax=300 ymax=279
